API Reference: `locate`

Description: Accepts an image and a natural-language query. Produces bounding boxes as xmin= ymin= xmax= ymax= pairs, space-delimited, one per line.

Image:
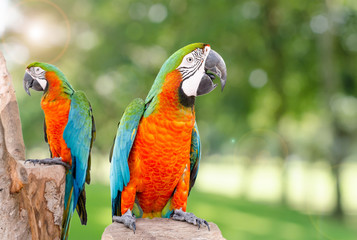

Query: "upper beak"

xmin=24 ymin=71 xmax=34 ymax=96
xmin=205 ymin=49 xmax=227 ymax=91
xmin=196 ymin=49 xmax=227 ymax=96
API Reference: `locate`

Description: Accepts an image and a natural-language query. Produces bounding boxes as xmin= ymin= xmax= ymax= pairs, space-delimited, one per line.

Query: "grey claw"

xmin=204 ymin=220 xmax=210 ymax=231
xmin=196 ymin=218 xmax=210 ymax=231
xmin=132 ymin=222 xmax=136 ymax=233
xmin=24 ymin=157 xmax=70 ymax=169
xmin=113 ymin=209 xmax=136 ymax=233
xmin=25 ymin=159 xmax=39 ymax=166
xmin=172 ymin=209 xmax=210 ymax=231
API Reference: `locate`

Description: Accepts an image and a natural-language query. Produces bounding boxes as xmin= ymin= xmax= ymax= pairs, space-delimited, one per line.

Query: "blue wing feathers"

xmin=63 ymin=91 xmax=92 ymax=207
xmin=62 ymin=91 xmax=94 ymax=239
xmin=110 ymin=98 xmax=145 ymax=216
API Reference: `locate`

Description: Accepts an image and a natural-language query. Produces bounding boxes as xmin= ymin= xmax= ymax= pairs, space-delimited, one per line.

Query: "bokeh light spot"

xmin=26 ymin=21 xmax=46 ymax=43
xmin=249 ymin=69 xmax=268 ymax=88
xmin=241 ymin=1 xmax=260 ymax=19
xmin=2 ymin=41 xmax=29 ymax=65
xmin=95 ymin=73 xmax=116 ymax=97
xmin=76 ymin=30 xmax=99 ymax=50
xmin=148 ymin=4 xmax=167 ymax=23
xmin=1 ymin=0 xmax=70 ymax=64
xmin=310 ymin=15 xmax=329 ymax=34
xmin=345 ymin=33 xmax=357 ymax=52
xmin=0 ymin=0 xmax=9 ymax=36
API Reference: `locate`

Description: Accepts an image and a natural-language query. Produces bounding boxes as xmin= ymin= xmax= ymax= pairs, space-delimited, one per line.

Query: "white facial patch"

xmin=181 ymin=64 xmax=204 ymax=97
xmin=35 ymin=77 xmax=48 ymax=90
xmin=178 ymin=46 xmax=211 ymax=97
xmin=27 ymin=67 xmax=47 ymax=90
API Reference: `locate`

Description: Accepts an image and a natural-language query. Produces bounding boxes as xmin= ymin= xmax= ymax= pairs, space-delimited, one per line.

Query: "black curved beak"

xmin=23 ymin=71 xmax=43 ymax=96
xmin=197 ymin=49 xmax=227 ymax=96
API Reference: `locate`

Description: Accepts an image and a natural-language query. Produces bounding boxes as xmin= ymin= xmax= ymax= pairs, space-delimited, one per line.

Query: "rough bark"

xmin=18 ymin=163 xmax=66 ymax=240
xmin=101 ymin=218 xmax=225 ymax=240
xmin=0 ymin=51 xmax=66 ymax=240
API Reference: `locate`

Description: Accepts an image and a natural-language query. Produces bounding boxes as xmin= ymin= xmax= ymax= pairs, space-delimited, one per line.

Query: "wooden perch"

xmin=0 ymin=51 xmax=66 ymax=240
xmin=101 ymin=218 xmax=226 ymax=240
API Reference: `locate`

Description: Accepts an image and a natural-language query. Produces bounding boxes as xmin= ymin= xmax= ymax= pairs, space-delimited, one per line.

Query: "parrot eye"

xmin=33 ymin=67 xmax=44 ymax=75
xmin=186 ymin=57 xmax=193 ymax=63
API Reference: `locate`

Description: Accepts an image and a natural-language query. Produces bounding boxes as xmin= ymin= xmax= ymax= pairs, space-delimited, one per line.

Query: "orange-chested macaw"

xmin=23 ymin=62 xmax=95 ymax=240
xmin=110 ymin=43 xmax=227 ymax=231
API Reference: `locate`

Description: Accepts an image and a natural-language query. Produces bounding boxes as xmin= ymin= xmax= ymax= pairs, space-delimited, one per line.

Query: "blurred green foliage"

xmin=6 ymin=0 xmax=356 ymax=160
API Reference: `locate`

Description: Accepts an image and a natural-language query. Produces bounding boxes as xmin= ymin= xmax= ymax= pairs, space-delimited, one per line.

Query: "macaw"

xmin=110 ymin=43 xmax=227 ymax=231
xmin=23 ymin=62 xmax=95 ymax=240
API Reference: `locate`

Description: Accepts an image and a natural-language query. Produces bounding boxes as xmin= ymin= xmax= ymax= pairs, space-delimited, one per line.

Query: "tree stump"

xmin=101 ymin=218 xmax=226 ymax=240
xmin=0 ymin=51 xmax=66 ymax=240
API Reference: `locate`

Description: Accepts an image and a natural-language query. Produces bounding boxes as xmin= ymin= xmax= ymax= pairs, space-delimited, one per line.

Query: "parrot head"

xmin=146 ymin=43 xmax=227 ymax=108
xmin=23 ymin=62 xmax=68 ymax=96
xmin=177 ymin=43 xmax=227 ymax=97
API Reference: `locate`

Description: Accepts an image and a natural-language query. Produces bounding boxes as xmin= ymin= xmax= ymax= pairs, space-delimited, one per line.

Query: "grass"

xmin=69 ymin=184 xmax=111 ymax=239
xmin=187 ymin=191 xmax=357 ymax=240
xmin=70 ymin=184 xmax=357 ymax=240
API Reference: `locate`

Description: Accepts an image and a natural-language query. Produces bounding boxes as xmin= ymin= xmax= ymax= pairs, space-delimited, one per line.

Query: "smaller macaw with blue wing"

xmin=23 ymin=62 xmax=95 ymax=240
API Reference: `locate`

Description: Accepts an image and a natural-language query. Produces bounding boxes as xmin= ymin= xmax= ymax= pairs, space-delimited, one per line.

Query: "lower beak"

xmin=196 ymin=49 xmax=227 ymax=96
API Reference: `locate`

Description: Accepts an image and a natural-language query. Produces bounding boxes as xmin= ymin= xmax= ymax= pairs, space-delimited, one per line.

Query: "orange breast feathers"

xmin=40 ymin=71 xmax=72 ymax=164
xmin=122 ymin=70 xmax=195 ymax=215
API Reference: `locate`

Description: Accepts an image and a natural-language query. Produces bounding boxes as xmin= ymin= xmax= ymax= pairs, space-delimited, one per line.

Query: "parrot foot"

xmin=171 ymin=208 xmax=210 ymax=231
xmin=24 ymin=157 xmax=71 ymax=169
xmin=113 ymin=209 xmax=136 ymax=233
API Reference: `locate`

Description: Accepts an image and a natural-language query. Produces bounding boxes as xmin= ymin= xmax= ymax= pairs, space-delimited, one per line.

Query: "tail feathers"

xmin=85 ymin=155 xmax=91 ymax=184
xmin=61 ymin=187 xmax=74 ymax=240
xmin=112 ymin=191 xmax=121 ymax=218
xmin=161 ymin=198 xmax=174 ymax=218
xmin=61 ymin=172 xmax=88 ymax=240
xmin=76 ymin=188 xmax=88 ymax=225
xmin=61 ymin=217 xmax=72 ymax=240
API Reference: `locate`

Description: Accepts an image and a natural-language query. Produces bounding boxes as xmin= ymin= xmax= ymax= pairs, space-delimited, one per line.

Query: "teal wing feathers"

xmin=61 ymin=91 xmax=95 ymax=239
xmin=110 ymin=98 xmax=145 ymax=216
xmin=63 ymin=91 xmax=94 ymax=207
xmin=189 ymin=121 xmax=201 ymax=193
